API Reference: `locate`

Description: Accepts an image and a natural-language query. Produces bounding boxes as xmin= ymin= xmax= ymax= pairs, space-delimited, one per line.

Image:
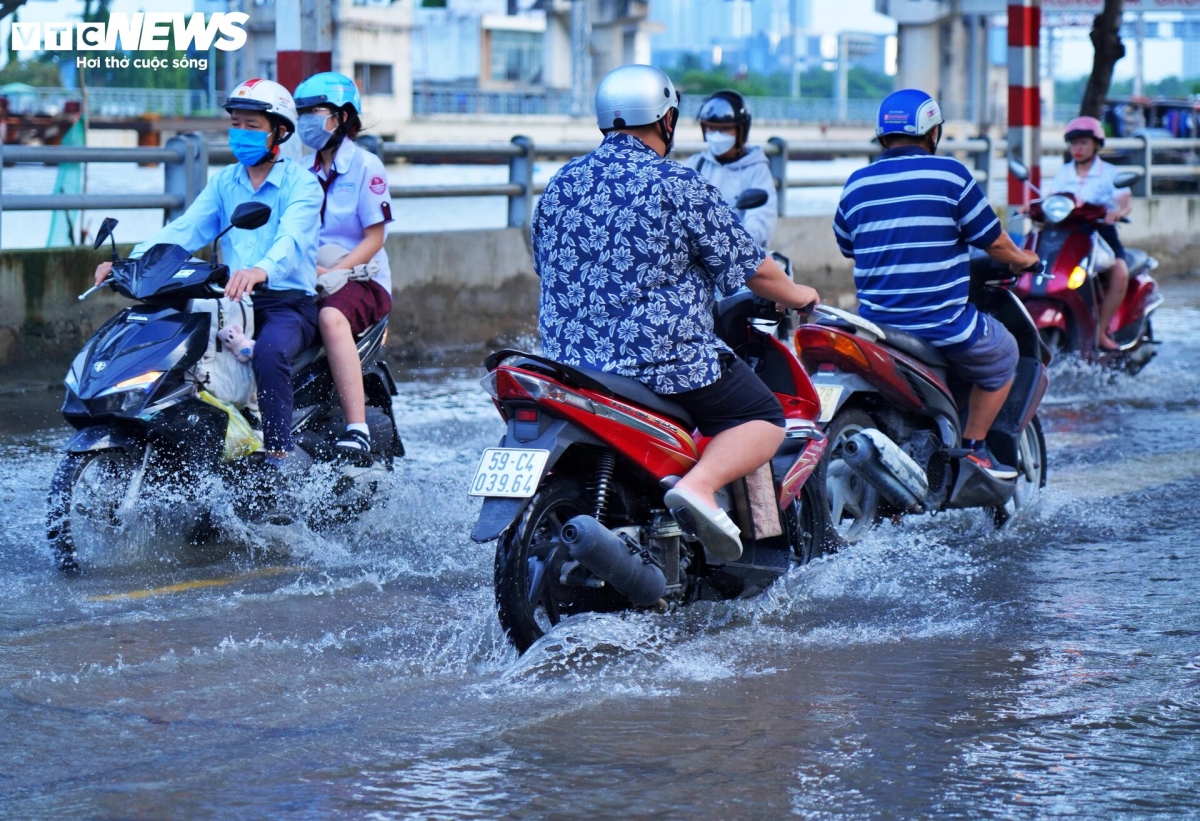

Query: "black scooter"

xmin=47 ymin=202 xmax=403 ymax=571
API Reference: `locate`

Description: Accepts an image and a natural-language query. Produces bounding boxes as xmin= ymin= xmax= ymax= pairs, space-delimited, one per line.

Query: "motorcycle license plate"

xmin=813 ymin=384 xmax=844 ymax=424
xmin=469 ymin=448 xmax=550 ymax=498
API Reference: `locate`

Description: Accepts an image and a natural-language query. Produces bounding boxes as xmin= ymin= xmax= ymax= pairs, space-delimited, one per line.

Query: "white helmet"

xmin=226 ymin=78 xmax=298 ymax=141
xmin=595 ymin=64 xmax=679 ymax=131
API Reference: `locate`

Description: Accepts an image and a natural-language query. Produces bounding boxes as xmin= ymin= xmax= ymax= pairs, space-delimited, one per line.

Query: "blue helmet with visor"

xmin=294 ymin=72 xmax=362 ymax=115
xmin=876 ymin=89 xmax=944 ymax=139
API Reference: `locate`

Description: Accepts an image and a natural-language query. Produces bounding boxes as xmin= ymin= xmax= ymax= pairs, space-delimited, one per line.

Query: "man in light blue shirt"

xmin=96 ymin=79 xmax=324 ymax=468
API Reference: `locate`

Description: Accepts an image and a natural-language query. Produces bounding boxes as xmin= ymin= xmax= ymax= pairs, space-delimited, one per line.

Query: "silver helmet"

xmin=595 ymin=64 xmax=679 ymax=131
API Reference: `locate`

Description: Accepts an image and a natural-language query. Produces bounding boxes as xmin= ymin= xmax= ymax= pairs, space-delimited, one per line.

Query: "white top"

xmin=683 ymin=145 xmax=777 ymax=248
xmin=310 ymin=136 xmax=395 ymax=292
xmin=1047 ymin=157 xmax=1130 ymax=210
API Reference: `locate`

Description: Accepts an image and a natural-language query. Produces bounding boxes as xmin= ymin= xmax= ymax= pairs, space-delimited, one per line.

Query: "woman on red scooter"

xmin=1047 ymin=116 xmax=1133 ymax=351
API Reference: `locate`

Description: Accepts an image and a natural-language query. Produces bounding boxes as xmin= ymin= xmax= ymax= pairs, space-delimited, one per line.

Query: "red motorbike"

xmin=471 ymin=291 xmax=831 ymax=653
xmin=1010 ymin=164 xmax=1163 ymax=373
xmin=795 ymin=265 xmax=1050 ymax=542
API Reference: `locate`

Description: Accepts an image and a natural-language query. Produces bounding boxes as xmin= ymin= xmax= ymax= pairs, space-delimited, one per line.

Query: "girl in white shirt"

xmin=1048 ymin=116 xmax=1133 ymax=351
xmin=294 ymin=72 xmax=396 ymax=463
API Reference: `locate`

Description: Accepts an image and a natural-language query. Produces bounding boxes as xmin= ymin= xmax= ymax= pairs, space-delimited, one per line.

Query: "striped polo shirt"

xmin=833 ymin=146 xmax=1003 ymax=352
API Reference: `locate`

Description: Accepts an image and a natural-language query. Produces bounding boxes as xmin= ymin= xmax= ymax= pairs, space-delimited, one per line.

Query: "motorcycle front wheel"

xmin=494 ymin=476 xmax=620 ymax=653
xmin=46 ymin=449 xmax=139 ymax=571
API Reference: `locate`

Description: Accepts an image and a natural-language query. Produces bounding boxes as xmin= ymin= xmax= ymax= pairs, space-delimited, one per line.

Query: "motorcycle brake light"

xmin=496 ymin=370 xmax=529 ymax=400
xmin=492 ymin=368 xmax=596 ymax=412
xmin=796 ymin=328 xmax=870 ymax=371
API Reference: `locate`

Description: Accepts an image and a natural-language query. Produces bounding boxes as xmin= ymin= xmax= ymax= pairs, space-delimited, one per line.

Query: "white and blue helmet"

xmin=876 ymin=89 xmax=944 ymax=138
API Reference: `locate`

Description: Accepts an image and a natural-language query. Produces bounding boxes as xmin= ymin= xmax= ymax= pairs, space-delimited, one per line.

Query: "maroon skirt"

xmin=318 ymin=279 xmax=393 ymax=335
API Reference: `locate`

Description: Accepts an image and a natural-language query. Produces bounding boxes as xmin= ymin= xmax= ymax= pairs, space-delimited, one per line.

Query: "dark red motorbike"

xmin=470 ymin=292 xmax=831 ymax=653
xmin=795 ymin=264 xmax=1050 ymax=542
xmin=1010 ymin=165 xmax=1163 ymax=373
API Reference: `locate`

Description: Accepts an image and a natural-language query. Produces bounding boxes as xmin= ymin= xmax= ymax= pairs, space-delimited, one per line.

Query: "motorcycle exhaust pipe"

xmin=841 ymin=430 xmax=928 ymax=514
xmin=560 ymin=514 xmax=666 ymax=607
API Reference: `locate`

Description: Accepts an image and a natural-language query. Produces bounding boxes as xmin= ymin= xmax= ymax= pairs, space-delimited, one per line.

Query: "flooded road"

xmin=3 ymin=281 xmax=1200 ymax=818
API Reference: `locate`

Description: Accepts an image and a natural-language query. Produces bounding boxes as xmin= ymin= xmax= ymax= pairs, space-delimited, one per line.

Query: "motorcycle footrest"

xmin=945 ymin=456 xmax=1016 ymax=509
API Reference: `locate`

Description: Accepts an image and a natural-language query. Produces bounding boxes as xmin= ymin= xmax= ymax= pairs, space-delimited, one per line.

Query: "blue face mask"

xmin=229 ymin=128 xmax=271 ymax=167
xmin=298 ymin=113 xmax=336 ymax=151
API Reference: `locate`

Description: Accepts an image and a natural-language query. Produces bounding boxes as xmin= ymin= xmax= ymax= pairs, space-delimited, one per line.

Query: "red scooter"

xmin=795 ymin=264 xmax=1050 ymax=542
xmin=1010 ymin=163 xmax=1163 ymax=373
xmin=471 ymin=292 xmax=830 ymax=653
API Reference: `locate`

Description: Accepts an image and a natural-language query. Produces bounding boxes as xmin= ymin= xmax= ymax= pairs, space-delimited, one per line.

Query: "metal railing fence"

xmin=0 ymin=85 xmax=1132 ymax=126
xmin=1 ymin=87 xmax=215 ymax=118
xmin=0 ymin=134 xmax=207 ymax=246
xmin=3 ymin=132 xmax=1200 ymax=244
xmin=412 ymin=87 xmax=888 ymax=125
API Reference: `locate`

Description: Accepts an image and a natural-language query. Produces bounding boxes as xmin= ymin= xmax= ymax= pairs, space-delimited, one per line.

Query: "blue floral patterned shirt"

xmin=534 ymin=132 xmax=766 ymax=395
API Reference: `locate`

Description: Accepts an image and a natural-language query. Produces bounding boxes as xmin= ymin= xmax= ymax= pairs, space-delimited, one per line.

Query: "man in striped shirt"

xmin=833 ymin=89 xmax=1040 ymax=480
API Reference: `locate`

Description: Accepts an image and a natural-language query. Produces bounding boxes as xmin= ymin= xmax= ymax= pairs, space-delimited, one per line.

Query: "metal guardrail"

xmin=4 ymin=133 xmax=1200 ymax=244
xmin=0 ymin=135 xmax=207 ymax=246
xmin=412 ymin=88 xmax=890 ymax=125
xmin=0 ymin=86 xmax=216 ymax=118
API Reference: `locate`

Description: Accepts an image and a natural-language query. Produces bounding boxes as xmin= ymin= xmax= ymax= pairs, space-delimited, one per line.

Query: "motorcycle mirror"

xmin=735 ymin=188 xmax=769 ymax=211
xmin=1008 ymin=158 xmax=1030 ymax=182
xmin=1112 ymin=170 xmax=1142 ymax=189
xmin=93 ymin=217 xmax=120 ymax=261
xmin=210 ymin=202 xmax=274 ymax=266
xmin=230 ymin=201 xmax=272 ymax=231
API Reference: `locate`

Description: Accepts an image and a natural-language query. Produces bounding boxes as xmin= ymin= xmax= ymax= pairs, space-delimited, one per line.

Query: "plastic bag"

xmin=198 ymin=390 xmax=262 ymax=461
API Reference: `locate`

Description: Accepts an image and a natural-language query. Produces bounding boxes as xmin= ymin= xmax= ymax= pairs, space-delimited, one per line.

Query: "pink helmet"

xmin=1064 ymin=116 xmax=1105 ymax=145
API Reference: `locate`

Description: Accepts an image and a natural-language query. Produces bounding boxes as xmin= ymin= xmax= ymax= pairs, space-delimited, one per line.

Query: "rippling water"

xmin=2 ymin=282 xmax=1199 ymax=818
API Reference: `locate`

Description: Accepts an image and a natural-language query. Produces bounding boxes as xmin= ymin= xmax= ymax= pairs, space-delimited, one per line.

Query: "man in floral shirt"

xmin=533 ymin=64 xmax=820 ymax=561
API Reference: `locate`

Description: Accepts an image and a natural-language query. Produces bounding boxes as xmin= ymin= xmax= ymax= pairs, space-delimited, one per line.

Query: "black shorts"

xmin=1096 ymin=224 xmax=1127 ymax=262
xmin=670 ymin=354 xmax=785 ymax=437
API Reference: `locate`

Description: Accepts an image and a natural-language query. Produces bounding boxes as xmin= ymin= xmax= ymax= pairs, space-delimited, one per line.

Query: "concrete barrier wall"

xmin=2 ymin=195 xmax=1197 ymax=377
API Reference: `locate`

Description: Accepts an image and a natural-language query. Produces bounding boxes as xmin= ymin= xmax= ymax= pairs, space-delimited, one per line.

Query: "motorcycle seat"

xmin=290 ymin=340 xmax=326 ymax=376
xmin=571 ymin=365 xmax=696 ymax=430
xmin=1124 ymin=247 xmax=1150 ymax=273
xmin=872 ymin=323 xmax=950 ymax=369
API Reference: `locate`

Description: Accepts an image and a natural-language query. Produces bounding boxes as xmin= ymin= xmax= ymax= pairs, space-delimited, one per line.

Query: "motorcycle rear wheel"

xmin=992 ymin=415 xmax=1047 ymax=527
xmin=786 ymin=478 xmax=834 ymax=563
xmin=494 ymin=477 xmax=618 ymax=653
xmin=818 ymin=408 xmax=882 ymax=544
xmin=46 ymin=449 xmax=138 ymax=572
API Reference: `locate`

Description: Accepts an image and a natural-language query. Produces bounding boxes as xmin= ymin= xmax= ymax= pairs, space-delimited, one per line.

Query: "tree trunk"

xmin=1080 ymin=0 xmax=1126 ymax=119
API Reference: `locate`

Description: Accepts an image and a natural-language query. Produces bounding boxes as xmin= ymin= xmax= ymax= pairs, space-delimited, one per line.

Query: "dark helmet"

xmin=697 ymin=89 xmax=752 ymax=142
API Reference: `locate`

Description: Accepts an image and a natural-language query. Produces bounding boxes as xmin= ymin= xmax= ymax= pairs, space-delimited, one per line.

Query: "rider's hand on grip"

xmin=94 ymin=261 xmax=113 ymax=286
xmin=1009 ymin=251 xmax=1042 ymax=276
xmin=792 ymin=284 xmax=820 ymax=312
xmin=225 ymin=267 xmax=268 ymax=302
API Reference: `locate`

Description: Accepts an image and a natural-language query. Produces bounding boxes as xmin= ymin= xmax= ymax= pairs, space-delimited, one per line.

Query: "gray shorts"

xmin=943 ymin=314 xmax=1019 ymax=392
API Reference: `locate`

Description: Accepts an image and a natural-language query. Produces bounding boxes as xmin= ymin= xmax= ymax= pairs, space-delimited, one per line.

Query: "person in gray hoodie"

xmin=683 ymin=90 xmax=777 ymax=249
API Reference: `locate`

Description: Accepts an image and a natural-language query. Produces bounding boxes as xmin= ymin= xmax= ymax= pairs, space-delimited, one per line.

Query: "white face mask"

xmin=705 ymin=131 xmax=736 ymax=156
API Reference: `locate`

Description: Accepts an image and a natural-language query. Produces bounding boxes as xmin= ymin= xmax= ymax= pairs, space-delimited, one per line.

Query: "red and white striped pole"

xmin=276 ymin=0 xmax=332 ymax=93
xmin=1008 ymin=0 xmax=1041 ymax=213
